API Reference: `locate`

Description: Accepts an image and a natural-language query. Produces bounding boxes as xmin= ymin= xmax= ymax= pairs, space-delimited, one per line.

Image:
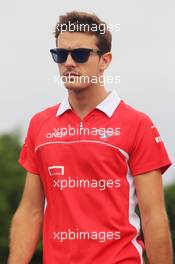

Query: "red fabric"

xmin=18 ymin=100 xmax=171 ymax=264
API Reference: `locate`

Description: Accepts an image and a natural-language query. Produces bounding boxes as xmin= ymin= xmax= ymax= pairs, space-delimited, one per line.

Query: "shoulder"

xmin=31 ymin=103 xmax=60 ymax=121
xmin=27 ymin=103 xmax=61 ymax=134
xmin=118 ymin=100 xmax=154 ymax=127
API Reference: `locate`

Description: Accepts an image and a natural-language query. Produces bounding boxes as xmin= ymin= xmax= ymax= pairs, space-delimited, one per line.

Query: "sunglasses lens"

xmin=50 ymin=48 xmax=93 ymax=63
xmin=50 ymin=49 xmax=68 ymax=63
xmin=72 ymin=49 xmax=91 ymax=63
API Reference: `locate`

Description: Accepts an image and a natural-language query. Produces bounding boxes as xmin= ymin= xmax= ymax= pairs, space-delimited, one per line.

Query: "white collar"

xmin=56 ymin=89 xmax=121 ymax=118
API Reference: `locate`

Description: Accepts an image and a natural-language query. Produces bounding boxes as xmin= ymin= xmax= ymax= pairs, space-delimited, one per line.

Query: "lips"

xmin=63 ymin=72 xmax=80 ymax=77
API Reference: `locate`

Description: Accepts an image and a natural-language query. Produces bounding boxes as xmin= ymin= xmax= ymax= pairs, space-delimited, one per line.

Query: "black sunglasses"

xmin=50 ymin=48 xmax=102 ymax=63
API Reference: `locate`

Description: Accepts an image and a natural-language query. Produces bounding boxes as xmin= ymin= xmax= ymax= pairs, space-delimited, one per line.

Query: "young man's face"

xmin=56 ymin=32 xmax=110 ymax=91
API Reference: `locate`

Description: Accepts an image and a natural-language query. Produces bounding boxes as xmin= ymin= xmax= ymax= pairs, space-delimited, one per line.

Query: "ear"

xmin=99 ymin=52 xmax=112 ymax=72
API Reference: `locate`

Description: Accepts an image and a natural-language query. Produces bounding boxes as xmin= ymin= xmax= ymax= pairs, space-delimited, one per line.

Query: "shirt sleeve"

xmin=18 ymin=117 xmax=40 ymax=175
xmin=129 ymin=114 xmax=172 ymax=176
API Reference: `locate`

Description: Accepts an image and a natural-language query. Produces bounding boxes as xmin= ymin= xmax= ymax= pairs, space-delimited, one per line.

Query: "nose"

xmin=64 ymin=53 xmax=76 ymax=67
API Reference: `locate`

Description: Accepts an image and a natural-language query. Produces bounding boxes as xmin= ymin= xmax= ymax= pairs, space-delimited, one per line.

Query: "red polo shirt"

xmin=19 ymin=90 xmax=171 ymax=264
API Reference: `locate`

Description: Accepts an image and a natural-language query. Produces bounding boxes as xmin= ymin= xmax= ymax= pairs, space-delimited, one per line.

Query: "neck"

xmin=67 ymin=84 xmax=109 ymax=120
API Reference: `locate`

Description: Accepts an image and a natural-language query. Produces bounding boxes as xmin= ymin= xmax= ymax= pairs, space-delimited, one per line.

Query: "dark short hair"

xmin=54 ymin=11 xmax=112 ymax=54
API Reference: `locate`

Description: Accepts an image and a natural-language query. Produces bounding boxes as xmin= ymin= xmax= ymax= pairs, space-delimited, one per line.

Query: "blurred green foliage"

xmin=164 ymin=184 xmax=175 ymax=256
xmin=0 ymin=132 xmax=174 ymax=263
xmin=0 ymin=132 xmax=42 ymax=263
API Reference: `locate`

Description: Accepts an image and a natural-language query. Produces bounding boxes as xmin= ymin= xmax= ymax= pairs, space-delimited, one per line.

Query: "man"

xmin=8 ymin=11 xmax=173 ymax=264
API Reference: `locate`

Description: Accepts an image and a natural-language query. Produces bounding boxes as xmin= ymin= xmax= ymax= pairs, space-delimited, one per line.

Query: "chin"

xmin=64 ymin=82 xmax=90 ymax=90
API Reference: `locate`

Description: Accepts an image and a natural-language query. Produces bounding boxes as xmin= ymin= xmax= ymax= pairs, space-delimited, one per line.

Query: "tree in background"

xmin=0 ymin=132 xmax=42 ymax=263
xmin=164 ymin=184 xmax=175 ymax=255
xmin=0 ymin=131 xmax=174 ymax=263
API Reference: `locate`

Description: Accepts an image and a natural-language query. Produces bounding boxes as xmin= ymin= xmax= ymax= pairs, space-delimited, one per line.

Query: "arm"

xmin=134 ymin=169 xmax=174 ymax=264
xmin=8 ymin=172 xmax=45 ymax=264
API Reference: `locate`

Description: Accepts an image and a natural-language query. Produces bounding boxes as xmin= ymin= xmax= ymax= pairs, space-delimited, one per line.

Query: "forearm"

xmin=8 ymin=208 xmax=43 ymax=264
xmin=142 ymin=212 xmax=174 ymax=264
